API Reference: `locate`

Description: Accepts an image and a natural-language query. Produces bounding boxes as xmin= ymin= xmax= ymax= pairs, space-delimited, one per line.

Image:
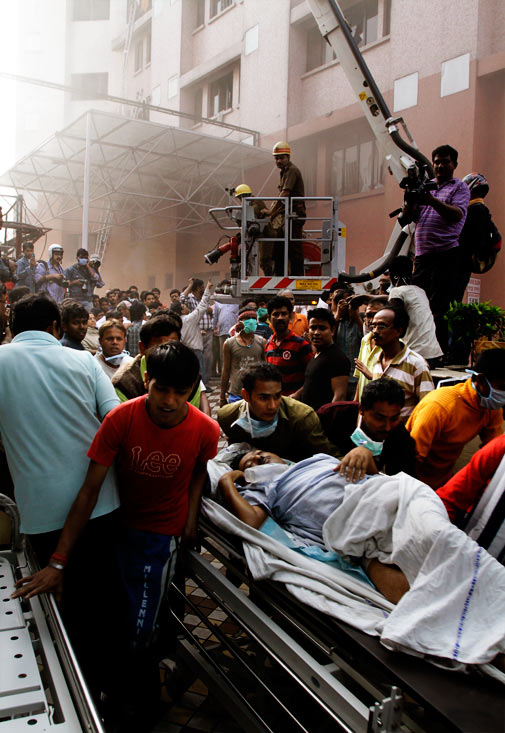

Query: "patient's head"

xmin=234 ymin=449 xmax=286 ymax=471
xmin=360 ymin=378 xmax=404 ymax=441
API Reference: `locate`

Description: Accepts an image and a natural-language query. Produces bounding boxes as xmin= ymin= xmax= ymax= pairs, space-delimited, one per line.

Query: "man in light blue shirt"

xmin=0 ymin=293 xmax=120 ymax=701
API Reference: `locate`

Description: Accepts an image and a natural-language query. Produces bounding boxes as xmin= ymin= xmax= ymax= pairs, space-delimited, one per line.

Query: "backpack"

xmin=466 ymin=199 xmax=502 ymax=274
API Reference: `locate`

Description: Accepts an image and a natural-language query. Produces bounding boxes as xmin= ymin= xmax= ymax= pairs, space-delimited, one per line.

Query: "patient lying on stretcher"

xmin=217 ymin=450 xmax=409 ymax=604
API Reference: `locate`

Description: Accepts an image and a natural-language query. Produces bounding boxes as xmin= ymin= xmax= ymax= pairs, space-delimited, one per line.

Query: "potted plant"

xmin=445 ymin=300 xmax=505 ymax=366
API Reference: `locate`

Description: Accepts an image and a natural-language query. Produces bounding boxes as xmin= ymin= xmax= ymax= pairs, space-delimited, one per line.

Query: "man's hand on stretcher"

xmin=13 ymin=567 xmax=63 ymax=603
xmin=334 ymin=447 xmax=378 ymax=483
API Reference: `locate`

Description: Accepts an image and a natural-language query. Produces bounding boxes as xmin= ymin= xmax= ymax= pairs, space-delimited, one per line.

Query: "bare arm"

xmin=12 ymin=461 xmax=109 ymax=600
xmin=199 ymin=391 xmax=211 ymax=417
xmin=331 ymin=375 xmax=348 ymax=402
xmin=220 ymin=340 xmax=231 ymax=406
xmin=424 ymin=192 xmax=464 ymax=222
xmin=182 ymin=461 xmax=209 ymax=549
xmin=218 ymin=471 xmax=267 ymax=529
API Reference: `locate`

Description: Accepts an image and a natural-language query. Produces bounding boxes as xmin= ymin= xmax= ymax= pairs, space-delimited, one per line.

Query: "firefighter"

xmin=263 ymin=142 xmax=305 ymax=276
xmin=234 ymin=183 xmax=275 ymax=276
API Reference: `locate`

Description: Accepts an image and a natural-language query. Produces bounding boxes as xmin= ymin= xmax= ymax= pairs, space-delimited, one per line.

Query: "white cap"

xmin=48 ymin=243 xmax=63 ymax=253
xmin=89 ymin=253 xmax=101 ymax=262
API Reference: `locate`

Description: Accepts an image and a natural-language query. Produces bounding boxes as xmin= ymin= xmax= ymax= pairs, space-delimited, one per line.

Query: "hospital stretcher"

xmin=172 ymin=515 xmax=505 ymax=733
xmin=0 ymin=495 xmax=104 ymax=732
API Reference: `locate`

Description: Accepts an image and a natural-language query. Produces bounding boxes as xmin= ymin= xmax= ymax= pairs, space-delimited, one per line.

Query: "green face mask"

xmin=257 ymin=307 xmax=268 ymax=319
xmin=242 ymin=318 xmax=257 ymax=334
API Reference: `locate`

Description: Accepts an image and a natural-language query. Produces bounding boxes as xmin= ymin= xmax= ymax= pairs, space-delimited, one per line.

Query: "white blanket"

xmin=202 ymin=498 xmax=393 ymax=636
xmin=323 ymin=472 xmax=505 ymax=665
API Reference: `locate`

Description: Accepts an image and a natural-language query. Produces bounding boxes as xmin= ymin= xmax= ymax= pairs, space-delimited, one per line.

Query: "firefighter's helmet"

xmin=462 ymin=172 xmax=489 ymax=197
xmin=272 ymin=141 xmax=291 ymax=157
xmin=234 ymin=183 xmax=253 ymax=198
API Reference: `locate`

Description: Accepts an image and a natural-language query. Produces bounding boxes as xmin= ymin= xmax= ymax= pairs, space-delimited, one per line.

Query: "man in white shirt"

xmin=388 ymin=256 xmax=443 ymax=365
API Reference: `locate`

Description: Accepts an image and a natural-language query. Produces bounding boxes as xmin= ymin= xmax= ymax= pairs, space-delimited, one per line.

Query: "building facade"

xmin=11 ymin=0 xmax=505 ymax=305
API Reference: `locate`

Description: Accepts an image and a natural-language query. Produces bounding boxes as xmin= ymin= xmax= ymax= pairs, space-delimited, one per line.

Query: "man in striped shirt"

xmin=265 ymin=295 xmax=312 ymax=395
xmin=367 ymin=304 xmax=433 ymax=418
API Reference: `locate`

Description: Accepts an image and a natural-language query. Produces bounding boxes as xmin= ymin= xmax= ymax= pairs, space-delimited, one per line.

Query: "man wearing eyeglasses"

xmin=356 ymin=304 xmax=433 ymax=419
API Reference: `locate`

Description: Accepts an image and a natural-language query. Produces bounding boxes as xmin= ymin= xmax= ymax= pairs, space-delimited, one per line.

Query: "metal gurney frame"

xmin=170 ymin=516 xmax=505 ymax=733
xmin=0 ymin=495 xmax=104 ymax=732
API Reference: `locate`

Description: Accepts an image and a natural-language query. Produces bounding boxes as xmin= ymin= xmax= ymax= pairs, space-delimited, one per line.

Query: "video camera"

xmin=399 ymin=162 xmax=437 ymax=206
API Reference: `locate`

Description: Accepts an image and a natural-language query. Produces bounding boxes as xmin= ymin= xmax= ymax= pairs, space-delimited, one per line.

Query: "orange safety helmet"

xmin=272 ymin=141 xmax=291 ymax=157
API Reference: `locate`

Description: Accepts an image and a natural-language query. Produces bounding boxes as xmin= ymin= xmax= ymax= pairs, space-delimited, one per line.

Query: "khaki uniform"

xmin=273 ymin=161 xmax=305 ymax=275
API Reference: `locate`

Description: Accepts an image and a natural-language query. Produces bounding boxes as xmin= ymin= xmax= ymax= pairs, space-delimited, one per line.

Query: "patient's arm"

xmin=218 ymin=471 xmax=268 ymax=529
xmin=367 ymin=559 xmax=410 ymax=604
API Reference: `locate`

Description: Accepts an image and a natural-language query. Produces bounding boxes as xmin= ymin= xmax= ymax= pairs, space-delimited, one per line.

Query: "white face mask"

xmin=350 ymin=426 xmax=384 ymax=456
xmin=102 ymin=349 xmax=129 ymax=367
xmin=231 ymin=400 xmax=279 ymax=438
xmin=467 ymin=370 xmax=505 ymax=410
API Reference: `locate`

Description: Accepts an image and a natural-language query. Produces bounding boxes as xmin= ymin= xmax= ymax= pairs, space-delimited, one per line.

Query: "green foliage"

xmin=445 ymin=301 xmax=505 ymax=345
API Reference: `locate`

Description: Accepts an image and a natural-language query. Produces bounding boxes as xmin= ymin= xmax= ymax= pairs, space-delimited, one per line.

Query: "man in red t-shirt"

xmin=15 ymin=341 xmax=220 ymax=723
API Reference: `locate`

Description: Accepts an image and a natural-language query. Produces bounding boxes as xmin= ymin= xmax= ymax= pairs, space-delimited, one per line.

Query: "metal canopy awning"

xmin=0 ymin=109 xmax=273 ymax=241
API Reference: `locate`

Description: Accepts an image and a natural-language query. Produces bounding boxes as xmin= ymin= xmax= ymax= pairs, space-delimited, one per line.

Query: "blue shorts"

xmin=115 ymin=525 xmax=179 ymax=648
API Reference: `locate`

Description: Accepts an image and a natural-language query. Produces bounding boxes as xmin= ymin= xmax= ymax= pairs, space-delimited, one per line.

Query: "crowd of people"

xmin=0 ymin=139 xmax=504 ymax=732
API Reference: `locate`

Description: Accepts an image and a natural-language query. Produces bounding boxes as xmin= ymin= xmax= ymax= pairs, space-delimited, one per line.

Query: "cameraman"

xmin=402 ymin=144 xmax=469 ymax=354
xmin=35 ymin=243 xmax=66 ymax=304
xmin=64 ymin=249 xmax=104 ymax=312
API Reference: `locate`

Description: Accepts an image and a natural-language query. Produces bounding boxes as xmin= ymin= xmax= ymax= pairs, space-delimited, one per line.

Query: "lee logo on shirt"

xmin=131 ymin=446 xmax=181 ymax=477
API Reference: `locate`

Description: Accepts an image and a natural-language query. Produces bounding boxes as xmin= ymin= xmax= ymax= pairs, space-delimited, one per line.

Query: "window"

xmin=210 ymin=0 xmax=232 ymax=19
xmin=245 ymin=24 xmax=259 ymax=55
xmin=195 ymin=0 xmax=205 ymax=28
xmin=126 ymin=0 xmax=152 ymax=21
xmin=71 ymin=73 xmax=108 ymax=100
xmin=306 ymin=26 xmax=336 ymax=72
xmin=135 ymin=39 xmax=144 ymax=73
xmin=73 ymin=0 xmax=110 ymax=20
xmin=330 ymin=139 xmax=384 ymax=197
xmin=145 ymin=32 xmax=152 ymax=65
xmin=441 ymin=53 xmax=470 ymax=97
xmin=341 ymin=0 xmax=379 ymax=48
xmin=194 ymin=88 xmax=203 ymax=120
xmin=208 ymin=71 xmax=233 ymax=116
xmin=168 ymin=75 xmax=179 ymax=99
xmin=152 ymin=85 xmax=161 ymax=105
xmin=394 ymin=72 xmax=418 ymax=111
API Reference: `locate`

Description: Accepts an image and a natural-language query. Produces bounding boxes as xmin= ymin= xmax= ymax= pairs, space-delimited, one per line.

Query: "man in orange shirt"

xmin=406 ymin=349 xmax=505 ymax=488
xmin=280 ymin=288 xmax=308 ymax=338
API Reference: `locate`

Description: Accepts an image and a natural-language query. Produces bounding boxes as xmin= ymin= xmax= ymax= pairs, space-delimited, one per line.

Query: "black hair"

xmin=104 ymin=309 xmax=121 ymax=319
xmin=389 ymin=256 xmax=414 ymax=282
xmin=169 ymin=301 xmax=182 ymax=316
xmin=191 ymin=278 xmax=204 ymax=291
xmin=170 ymin=288 xmax=180 ymax=296
xmin=98 ymin=319 xmax=126 ymax=339
xmin=22 ymin=242 xmax=34 ymax=252
xmin=366 ymin=295 xmax=389 ymax=309
xmin=267 ymin=295 xmax=293 ymax=316
xmin=329 ymin=281 xmax=353 ymax=295
xmin=142 ymin=291 xmax=155 ymax=302
xmin=146 ymin=341 xmax=199 ymax=389
xmin=240 ymin=296 xmax=257 ymax=308
xmin=12 ymin=294 xmax=61 ymax=336
xmin=9 ymin=286 xmax=31 ymax=305
xmin=307 ymin=307 xmax=336 ymax=328
xmin=361 ymin=377 xmax=405 ymax=410
xmin=76 ymin=248 xmax=88 ymax=258
xmin=474 ymin=349 xmax=505 ymax=381
xmin=230 ymin=451 xmax=249 ymax=471
xmin=140 ymin=314 xmax=182 ymax=347
xmin=130 ymin=301 xmax=147 ymax=322
xmin=152 ymin=287 xmax=161 ymax=294
xmin=242 ymin=362 xmax=282 ymax=394
xmin=376 ymin=303 xmax=409 ymax=337
xmin=432 ymin=144 xmax=458 ymax=165
xmin=61 ymin=300 xmax=88 ymax=323
xmin=128 ymin=285 xmax=138 ymax=292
